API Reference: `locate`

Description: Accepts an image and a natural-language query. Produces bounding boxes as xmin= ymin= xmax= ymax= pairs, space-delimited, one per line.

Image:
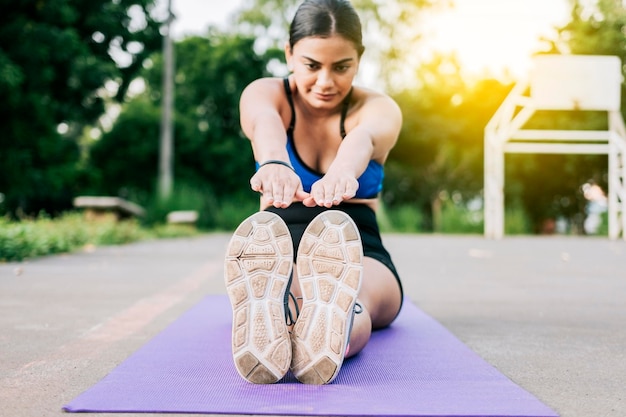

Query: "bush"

xmin=0 ymin=214 xmax=89 ymax=261
xmin=142 ymin=184 xmax=259 ymax=231
xmin=504 ymin=205 xmax=533 ymax=235
xmin=0 ymin=212 xmax=195 ymax=262
xmin=379 ymin=204 xmax=425 ymax=233
xmin=0 ymin=188 xmax=263 ymax=262
xmin=378 ymin=200 xmax=532 ymax=235
xmin=439 ymin=201 xmax=483 ymax=234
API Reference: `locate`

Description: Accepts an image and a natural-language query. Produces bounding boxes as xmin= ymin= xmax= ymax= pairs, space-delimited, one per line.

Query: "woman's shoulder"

xmin=240 ymin=77 xmax=293 ymax=129
xmin=240 ymin=77 xmax=291 ymax=111
xmin=352 ymin=85 xmax=395 ymax=102
xmin=351 ymin=86 xmax=401 ymax=116
xmin=243 ymin=77 xmax=286 ymax=94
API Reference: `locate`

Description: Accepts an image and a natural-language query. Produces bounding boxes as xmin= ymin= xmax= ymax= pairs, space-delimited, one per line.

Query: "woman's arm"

xmin=239 ymin=78 xmax=309 ymax=208
xmin=303 ymin=91 xmax=402 ymax=208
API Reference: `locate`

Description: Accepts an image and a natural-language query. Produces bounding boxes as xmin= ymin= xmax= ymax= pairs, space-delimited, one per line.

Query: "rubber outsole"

xmin=290 ymin=210 xmax=363 ymax=385
xmin=224 ymin=211 xmax=293 ymax=384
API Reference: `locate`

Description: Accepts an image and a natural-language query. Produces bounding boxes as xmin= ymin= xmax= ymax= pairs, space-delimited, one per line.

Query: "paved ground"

xmin=1 ymin=233 xmax=624 ymax=417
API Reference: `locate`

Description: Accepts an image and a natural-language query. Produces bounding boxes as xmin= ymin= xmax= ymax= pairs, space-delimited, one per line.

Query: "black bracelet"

xmin=258 ymin=159 xmax=295 ymax=172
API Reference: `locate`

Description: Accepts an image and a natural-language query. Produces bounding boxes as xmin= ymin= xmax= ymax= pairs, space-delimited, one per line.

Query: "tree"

xmin=0 ymin=0 xmax=163 ymax=216
xmin=385 ymin=53 xmax=510 ymax=231
xmin=387 ymin=0 xmax=626 ymax=233
xmin=89 ymin=30 xmax=280 ymax=207
xmin=547 ymin=0 xmax=626 ymax=116
xmin=501 ymin=0 xmax=626 ymax=233
xmin=87 ymin=98 xmax=162 ymax=199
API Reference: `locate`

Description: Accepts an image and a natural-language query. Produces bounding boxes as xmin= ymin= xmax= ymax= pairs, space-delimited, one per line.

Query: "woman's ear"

xmin=284 ymin=41 xmax=294 ymax=72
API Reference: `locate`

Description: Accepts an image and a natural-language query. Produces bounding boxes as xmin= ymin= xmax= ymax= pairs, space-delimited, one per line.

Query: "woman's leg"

xmin=277 ymin=206 xmax=403 ymax=381
xmin=287 ymin=256 xmax=402 ymax=358
xmin=345 ymin=257 xmax=402 ymax=357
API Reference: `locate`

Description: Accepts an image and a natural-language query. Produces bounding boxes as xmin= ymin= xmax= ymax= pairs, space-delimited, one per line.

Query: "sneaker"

xmin=290 ymin=210 xmax=363 ymax=384
xmin=224 ymin=211 xmax=293 ymax=383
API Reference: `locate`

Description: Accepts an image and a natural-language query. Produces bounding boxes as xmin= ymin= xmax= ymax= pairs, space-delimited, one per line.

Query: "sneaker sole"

xmin=224 ymin=211 xmax=293 ymax=383
xmin=291 ymin=210 xmax=363 ymax=384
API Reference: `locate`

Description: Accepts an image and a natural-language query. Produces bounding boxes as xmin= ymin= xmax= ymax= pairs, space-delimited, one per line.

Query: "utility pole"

xmin=158 ymin=0 xmax=175 ymax=201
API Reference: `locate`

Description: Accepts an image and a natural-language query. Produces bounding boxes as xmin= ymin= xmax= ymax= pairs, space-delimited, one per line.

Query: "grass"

xmin=0 ymin=212 xmax=199 ymax=262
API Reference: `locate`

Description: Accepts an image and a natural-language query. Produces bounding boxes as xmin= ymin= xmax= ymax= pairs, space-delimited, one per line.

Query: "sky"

xmin=421 ymin=0 xmax=571 ymax=78
xmin=160 ymin=0 xmax=246 ymax=38
xmin=155 ymin=0 xmax=571 ymax=79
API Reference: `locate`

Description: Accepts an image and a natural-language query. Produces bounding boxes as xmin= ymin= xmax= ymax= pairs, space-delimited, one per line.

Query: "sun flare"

xmin=421 ymin=0 xmax=570 ymax=79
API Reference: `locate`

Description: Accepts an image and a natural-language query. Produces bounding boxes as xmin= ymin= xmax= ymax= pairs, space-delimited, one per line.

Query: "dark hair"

xmin=289 ymin=0 xmax=365 ymax=57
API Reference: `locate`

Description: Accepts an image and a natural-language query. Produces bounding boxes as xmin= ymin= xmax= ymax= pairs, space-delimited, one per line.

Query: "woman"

xmin=224 ymin=0 xmax=403 ymax=385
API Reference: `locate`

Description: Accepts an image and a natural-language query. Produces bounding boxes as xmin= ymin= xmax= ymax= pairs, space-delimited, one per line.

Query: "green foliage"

xmin=379 ymin=204 xmax=426 ymax=233
xmin=150 ymin=223 xmax=201 ymax=239
xmin=3 ymin=0 xmax=624 ymax=237
xmin=0 ymin=213 xmax=148 ymax=262
xmin=505 ymin=152 xmax=605 ymax=233
xmin=89 ymin=97 xmax=161 ymax=199
xmin=383 ymin=0 xmax=626 ymax=234
xmin=141 ymin=183 xmax=259 ymax=230
xmin=595 ymin=211 xmax=609 ymax=236
xmin=204 ymin=196 xmax=260 ymax=231
xmin=236 ymin=0 xmax=300 ymax=49
xmin=378 ymin=200 xmax=488 ymax=235
xmin=0 ymin=0 xmax=163 ymax=216
xmin=504 ymin=205 xmax=533 ymax=235
xmin=0 ymin=212 xmax=204 ymax=262
xmin=500 ymin=0 xmax=625 ymax=233
xmin=438 ymin=200 xmax=483 ymax=234
xmin=551 ymin=0 xmax=626 ymax=61
xmin=385 ymin=55 xmax=511 ymax=231
xmin=142 ymin=183 xmax=208 ymax=226
xmin=162 ymin=33 xmax=272 ymax=196
xmin=88 ymin=31 xmax=274 ymax=207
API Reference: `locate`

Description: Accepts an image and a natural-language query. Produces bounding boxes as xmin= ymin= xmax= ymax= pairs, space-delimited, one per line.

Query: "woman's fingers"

xmin=249 ymin=166 xmax=303 ymax=208
xmin=341 ymin=178 xmax=358 ymax=200
xmin=250 ymin=176 xmax=262 ymax=192
xmin=253 ymin=166 xmax=359 ymax=208
xmin=311 ymin=176 xmax=358 ymax=207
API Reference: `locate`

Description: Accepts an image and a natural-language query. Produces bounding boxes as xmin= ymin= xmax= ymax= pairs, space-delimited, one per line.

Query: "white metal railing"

xmin=484 ymin=55 xmax=626 ymax=240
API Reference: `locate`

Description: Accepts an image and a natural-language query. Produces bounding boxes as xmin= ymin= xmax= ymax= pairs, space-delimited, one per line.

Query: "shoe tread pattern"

xmin=224 ymin=212 xmax=293 ymax=384
xmin=291 ymin=210 xmax=363 ymax=384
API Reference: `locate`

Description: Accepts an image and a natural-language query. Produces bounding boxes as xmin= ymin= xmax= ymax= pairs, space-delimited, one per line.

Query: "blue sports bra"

xmin=280 ymin=78 xmax=384 ymax=199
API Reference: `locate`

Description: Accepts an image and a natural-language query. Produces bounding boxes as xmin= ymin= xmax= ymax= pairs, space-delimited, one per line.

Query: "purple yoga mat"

xmin=64 ymin=295 xmax=558 ymax=416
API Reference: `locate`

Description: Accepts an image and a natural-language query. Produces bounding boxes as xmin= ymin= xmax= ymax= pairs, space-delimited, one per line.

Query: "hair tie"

xmin=258 ymin=160 xmax=296 ymax=172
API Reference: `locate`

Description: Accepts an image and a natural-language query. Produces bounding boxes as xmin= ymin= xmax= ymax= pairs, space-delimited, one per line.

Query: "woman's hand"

xmin=250 ymin=163 xmax=309 ymax=208
xmin=302 ymin=171 xmax=359 ymax=208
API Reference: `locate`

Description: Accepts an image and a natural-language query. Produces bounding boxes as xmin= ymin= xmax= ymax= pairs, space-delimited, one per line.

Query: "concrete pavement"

xmin=1 ymin=233 xmax=624 ymax=417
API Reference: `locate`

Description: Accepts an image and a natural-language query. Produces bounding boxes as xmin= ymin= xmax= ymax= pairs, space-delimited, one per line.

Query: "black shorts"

xmin=265 ymin=203 xmax=403 ymax=307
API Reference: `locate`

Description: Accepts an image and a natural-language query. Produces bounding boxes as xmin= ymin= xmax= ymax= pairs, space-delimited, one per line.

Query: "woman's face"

xmin=286 ymin=34 xmax=360 ymax=111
